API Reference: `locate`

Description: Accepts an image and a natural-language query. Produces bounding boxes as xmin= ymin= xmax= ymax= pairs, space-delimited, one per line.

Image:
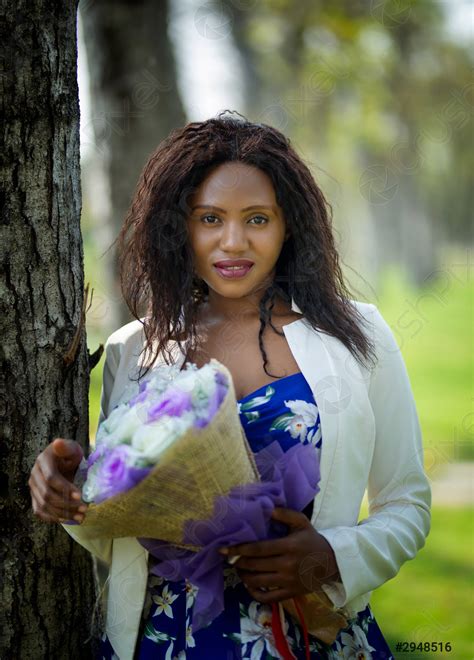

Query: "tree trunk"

xmin=80 ymin=0 xmax=187 ymax=328
xmin=0 ymin=1 xmax=97 ymax=657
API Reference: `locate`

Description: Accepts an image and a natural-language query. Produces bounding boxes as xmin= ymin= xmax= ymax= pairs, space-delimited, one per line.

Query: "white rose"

xmin=173 ymin=370 xmax=198 ymax=394
xmin=97 ymin=403 xmax=149 ymax=444
xmin=131 ymin=414 xmax=192 ymax=462
xmin=97 ymin=404 xmax=128 ymax=442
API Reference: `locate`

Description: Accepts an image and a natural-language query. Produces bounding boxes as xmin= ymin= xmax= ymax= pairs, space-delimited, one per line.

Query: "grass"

xmin=367 ymin=506 xmax=473 ymax=659
xmin=372 ymin=261 xmax=473 ymax=466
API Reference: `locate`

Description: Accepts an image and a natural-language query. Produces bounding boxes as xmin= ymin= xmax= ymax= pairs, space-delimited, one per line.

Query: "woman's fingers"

xmin=51 ymin=438 xmax=84 ymax=475
xmin=243 ymin=582 xmax=294 ymax=604
xmin=238 ymin=569 xmax=286 ymax=591
xmin=30 ymin=495 xmax=57 ymax=523
xmin=29 ymin=469 xmax=86 ymax=521
xmin=34 ymin=459 xmax=80 ymax=503
xmin=30 ymin=489 xmax=69 ymax=523
xmin=221 ymin=537 xmax=285 ymax=559
xmin=36 ymin=448 xmax=81 ymax=498
xmin=234 ymin=553 xmax=306 ymax=602
xmin=233 ymin=555 xmax=287 ymax=573
xmin=29 ymin=440 xmax=88 ymax=524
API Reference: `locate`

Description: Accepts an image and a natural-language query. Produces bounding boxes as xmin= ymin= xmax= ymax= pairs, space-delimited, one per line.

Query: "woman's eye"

xmin=200 ymin=214 xmax=268 ymax=225
xmin=248 ymin=215 xmax=268 ymax=225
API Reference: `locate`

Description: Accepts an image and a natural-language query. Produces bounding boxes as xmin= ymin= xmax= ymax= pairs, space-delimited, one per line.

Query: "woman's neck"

xmin=199 ymin=292 xmax=293 ymax=325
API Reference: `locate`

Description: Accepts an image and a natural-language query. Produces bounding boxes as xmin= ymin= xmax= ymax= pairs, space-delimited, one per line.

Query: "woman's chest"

xmin=184 ymin=320 xmax=302 ymax=400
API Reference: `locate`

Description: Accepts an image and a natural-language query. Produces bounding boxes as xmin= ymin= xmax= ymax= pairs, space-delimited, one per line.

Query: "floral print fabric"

xmin=99 ymin=372 xmax=394 ymax=659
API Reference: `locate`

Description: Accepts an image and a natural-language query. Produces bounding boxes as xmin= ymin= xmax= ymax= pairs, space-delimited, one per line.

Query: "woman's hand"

xmin=29 ymin=438 xmax=88 ymax=524
xmin=219 ymin=507 xmax=341 ymax=604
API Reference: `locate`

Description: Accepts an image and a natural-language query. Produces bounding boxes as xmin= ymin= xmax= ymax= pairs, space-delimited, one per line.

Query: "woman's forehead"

xmin=190 ymin=162 xmax=276 ymax=205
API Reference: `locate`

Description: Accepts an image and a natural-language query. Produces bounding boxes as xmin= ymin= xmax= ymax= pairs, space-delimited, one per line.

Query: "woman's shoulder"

xmin=292 ymin=297 xmax=378 ymax=324
xmin=348 ymin=299 xmax=395 ymax=341
xmin=103 ymin=319 xmax=146 ymax=364
xmin=348 ymin=298 xmax=378 ymax=318
xmin=106 ymin=318 xmax=145 ymax=346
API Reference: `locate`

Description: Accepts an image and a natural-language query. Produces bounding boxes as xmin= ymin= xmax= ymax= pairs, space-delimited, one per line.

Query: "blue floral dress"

xmin=99 ymin=372 xmax=394 ymax=659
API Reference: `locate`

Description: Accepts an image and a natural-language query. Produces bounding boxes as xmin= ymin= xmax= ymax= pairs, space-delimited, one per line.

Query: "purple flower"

xmin=95 ymin=445 xmax=151 ymax=502
xmin=128 ymin=390 xmax=148 ymax=407
xmin=215 ymin=371 xmax=228 ymax=388
xmin=128 ymin=379 xmax=150 ymax=406
xmin=148 ymin=386 xmax=193 ymax=422
xmin=193 ymin=417 xmax=209 ymax=429
xmin=194 ymin=379 xmax=228 ymax=429
xmin=87 ymin=444 xmax=108 ymax=468
xmin=208 ymin=382 xmax=228 ymax=418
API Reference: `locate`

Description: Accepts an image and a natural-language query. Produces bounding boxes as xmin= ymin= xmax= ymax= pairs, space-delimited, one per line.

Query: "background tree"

xmin=80 ymin=0 xmax=187 ymax=327
xmin=215 ymin=0 xmax=471 ymax=288
xmin=0 ymin=1 xmax=97 ymax=657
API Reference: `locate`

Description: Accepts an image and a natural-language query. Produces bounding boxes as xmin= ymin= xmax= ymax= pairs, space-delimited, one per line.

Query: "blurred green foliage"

xmin=375 ymin=255 xmax=473 ymax=464
xmin=229 ymin=0 xmax=473 ymax=244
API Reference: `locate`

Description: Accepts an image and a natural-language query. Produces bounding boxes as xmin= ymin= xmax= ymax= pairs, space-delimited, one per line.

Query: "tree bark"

xmin=0 ymin=1 xmax=97 ymax=657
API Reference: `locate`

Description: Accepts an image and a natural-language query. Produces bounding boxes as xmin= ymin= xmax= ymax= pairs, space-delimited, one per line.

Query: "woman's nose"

xmin=219 ymin=222 xmax=249 ymax=252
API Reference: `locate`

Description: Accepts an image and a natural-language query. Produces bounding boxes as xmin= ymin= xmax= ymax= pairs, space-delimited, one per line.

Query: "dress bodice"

xmin=237 ymin=371 xmax=322 ymax=522
xmin=237 ymin=371 xmax=322 ymax=457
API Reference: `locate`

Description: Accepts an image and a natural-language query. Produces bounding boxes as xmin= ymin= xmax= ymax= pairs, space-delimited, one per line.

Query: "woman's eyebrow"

xmin=191 ymin=204 xmax=277 ymax=213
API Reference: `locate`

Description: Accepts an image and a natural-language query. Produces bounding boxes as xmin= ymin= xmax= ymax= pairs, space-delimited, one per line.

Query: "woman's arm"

xmin=317 ymin=305 xmax=431 ymax=607
xmin=60 ymin=337 xmax=120 ymax=564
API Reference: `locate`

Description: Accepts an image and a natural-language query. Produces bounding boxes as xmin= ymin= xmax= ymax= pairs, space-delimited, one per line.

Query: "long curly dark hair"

xmin=117 ymin=110 xmax=376 ymax=380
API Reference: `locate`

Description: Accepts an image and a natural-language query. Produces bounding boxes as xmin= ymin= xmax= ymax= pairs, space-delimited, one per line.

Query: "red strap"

xmin=270 ymin=600 xmax=311 ymax=660
xmin=271 ymin=602 xmax=296 ymax=660
xmin=292 ymin=597 xmax=311 ymax=660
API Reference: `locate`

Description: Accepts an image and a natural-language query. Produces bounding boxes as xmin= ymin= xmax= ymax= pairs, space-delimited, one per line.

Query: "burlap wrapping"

xmin=81 ymin=360 xmax=259 ymax=546
xmin=283 ymin=592 xmax=348 ymax=645
xmin=80 ymin=358 xmax=347 ymax=641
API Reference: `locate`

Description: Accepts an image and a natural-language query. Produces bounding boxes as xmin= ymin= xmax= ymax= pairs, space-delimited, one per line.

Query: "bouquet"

xmin=80 ymin=360 xmax=259 ymax=544
xmin=79 ymin=359 xmax=347 ymax=652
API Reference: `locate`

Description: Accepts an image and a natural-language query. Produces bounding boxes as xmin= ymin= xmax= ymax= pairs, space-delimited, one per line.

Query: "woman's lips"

xmin=213 ymin=263 xmax=254 ymax=279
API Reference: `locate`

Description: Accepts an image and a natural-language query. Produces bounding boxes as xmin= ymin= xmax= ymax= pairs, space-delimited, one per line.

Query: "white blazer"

xmin=63 ymin=300 xmax=431 ymax=660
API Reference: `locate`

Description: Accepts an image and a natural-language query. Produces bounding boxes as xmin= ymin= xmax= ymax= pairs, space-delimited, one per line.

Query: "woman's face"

xmin=186 ymin=161 xmax=289 ymax=302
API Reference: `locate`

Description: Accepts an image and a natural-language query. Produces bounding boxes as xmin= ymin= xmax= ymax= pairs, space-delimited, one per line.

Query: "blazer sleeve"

xmin=61 ymin=337 xmax=119 ymax=565
xmin=318 ymin=305 xmax=432 ymax=608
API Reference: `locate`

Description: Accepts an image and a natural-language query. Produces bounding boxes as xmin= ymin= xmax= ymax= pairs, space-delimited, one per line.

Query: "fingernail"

xmin=227 ymin=554 xmax=241 ymax=565
xmin=219 ymin=548 xmax=229 ymax=555
xmin=77 ymin=505 xmax=87 ymax=513
xmin=71 ymin=492 xmax=81 ymax=500
xmin=73 ymin=514 xmax=83 ymax=523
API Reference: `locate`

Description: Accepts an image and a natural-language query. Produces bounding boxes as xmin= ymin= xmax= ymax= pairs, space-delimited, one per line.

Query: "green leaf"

xmin=269 ymin=413 xmax=294 ymax=431
xmin=143 ymin=622 xmax=174 ymax=644
xmin=240 ymin=386 xmax=275 ymax=411
xmin=243 ymin=411 xmax=260 ymax=424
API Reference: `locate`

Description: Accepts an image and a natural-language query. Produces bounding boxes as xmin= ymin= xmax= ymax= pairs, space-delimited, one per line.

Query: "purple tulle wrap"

xmin=139 ymin=440 xmax=320 ymax=632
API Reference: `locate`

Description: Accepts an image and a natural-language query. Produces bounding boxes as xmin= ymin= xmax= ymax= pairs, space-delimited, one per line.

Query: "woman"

xmin=29 ymin=112 xmax=431 ymax=659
